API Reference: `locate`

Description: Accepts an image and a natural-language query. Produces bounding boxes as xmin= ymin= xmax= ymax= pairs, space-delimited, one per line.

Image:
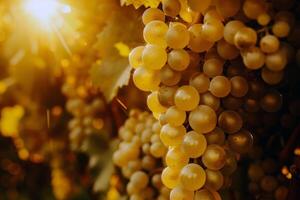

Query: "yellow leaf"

xmin=120 ymin=0 xmax=161 ymax=8
xmin=0 ymin=105 xmax=24 ymax=137
xmin=114 ymin=42 xmax=130 ymax=57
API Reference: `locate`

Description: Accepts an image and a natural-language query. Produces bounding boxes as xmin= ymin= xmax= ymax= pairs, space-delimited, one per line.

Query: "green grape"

xmin=230 ymin=76 xmax=249 ymax=97
xmin=241 ymin=46 xmax=265 ymax=70
xmin=200 ymin=92 xmax=221 ymax=111
xmin=165 ymin=106 xmax=186 ymax=126
xmin=147 ymin=91 xmax=167 ymax=113
xmin=160 ymin=124 xmax=186 ymax=147
xmin=202 ymin=18 xmax=224 ymax=42
xmin=189 ymin=73 xmax=210 ymax=94
xmin=168 ymin=49 xmax=190 ymax=71
xmin=217 ymin=39 xmax=239 ymax=60
xmin=261 ymin=67 xmax=284 ymax=85
xmin=130 ymin=171 xmax=149 ymax=189
xmin=218 ymin=110 xmax=243 ymax=134
xmin=272 ymin=21 xmax=290 ymax=38
xmin=166 ymin=147 xmax=189 ymax=169
xmin=242 ymin=0 xmax=266 ymax=20
xmin=260 ymin=35 xmax=280 ymax=54
xmin=162 ymin=0 xmax=181 ymax=17
xmin=234 ymin=27 xmax=257 ymax=49
xmin=221 ymin=150 xmax=237 ymax=175
xmin=205 ymin=169 xmax=224 ymax=190
xmin=265 ymin=49 xmax=287 ymax=72
xmin=158 ymin=86 xmax=177 ymax=107
xmin=182 ymin=131 xmax=207 ymax=158
xmin=202 ymin=144 xmax=226 ymax=170
xmin=224 ymin=20 xmax=245 ymax=44
xmin=203 ymin=58 xmax=224 ymax=78
xmin=142 ymin=44 xmax=167 ymax=70
xmin=166 ymin=22 xmax=190 ymax=49
xmin=129 ymin=46 xmax=145 ymax=69
xmin=228 ymin=129 xmax=253 ymax=154
xmin=179 ymin=163 xmax=206 ymax=191
xmin=142 ymin=8 xmax=165 ymax=25
xmin=187 ymin=0 xmax=211 ymax=12
xmin=209 ymin=76 xmax=231 ymax=98
xmin=161 ymin=166 xmax=180 ymax=189
xmin=260 ymin=90 xmax=282 ymax=112
xmin=215 ymin=0 xmax=240 ymax=18
xmin=188 ymin=24 xmax=214 ymax=53
xmin=205 ymin=127 xmax=225 ymax=145
xmin=174 ymin=85 xmax=200 ymax=111
xmin=143 ymin=20 xmax=168 ymax=47
xmin=133 ymin=67 xmax=161 ymax=91
xmin=150 ymin=141 xmax=167 ymax=158
xmin=170 ymin=186 xmax=194 ymax=200
xmin=142 ymin=155 xmax=157 ymax=170
xmin=194 ymin=188 xmax=216 ymax=200
xmin=257 ymin=13 xmax=271 ymax=26
xmin=160 ymin=65 xmax=182 ymax=86
xmin=189 ymin=105 xmax=217 ymax=133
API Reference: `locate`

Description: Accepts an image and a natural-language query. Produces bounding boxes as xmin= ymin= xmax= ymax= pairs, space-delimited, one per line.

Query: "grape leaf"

xmin=90 ymin=6 xmax=143 ymax=101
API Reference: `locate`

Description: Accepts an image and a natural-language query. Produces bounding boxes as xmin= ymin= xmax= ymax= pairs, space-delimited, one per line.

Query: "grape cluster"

xmin=247 ymin=151 xmax=289 ymax=200
xmin=128 ymin=0 xmax=298 ymax=199
xmin=61 ymin=57 xmax=107 ymax=151
xmin=113 ymin=110 xmax=170 ymax=200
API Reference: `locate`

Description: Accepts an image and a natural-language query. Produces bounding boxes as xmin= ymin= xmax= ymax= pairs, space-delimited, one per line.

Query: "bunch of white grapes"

xmin=128 ymin=0 xmax=298 ymax=199
xmin=113 ymin=110 xmax=170 ymax=200
xmin=61 ymin=56 xmax=106 ymax=151
xmin=247 ymin=152 xmax=289 ymax=200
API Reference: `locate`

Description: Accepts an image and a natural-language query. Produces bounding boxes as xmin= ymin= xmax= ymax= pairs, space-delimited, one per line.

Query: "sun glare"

xmin=24 ymin=0 xmax=59 ymax=24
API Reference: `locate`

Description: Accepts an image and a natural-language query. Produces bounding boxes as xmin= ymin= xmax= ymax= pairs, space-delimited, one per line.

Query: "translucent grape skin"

xmin=234 ymin=27 xmax=257 ymax=49
xmin=202 ymin=144 xmax=226 ymax=170
xmin=218 ymin=110 xmax=243 ymax=134
xmin=174 ymin=85 xmax=200 ymax=111
xmin=188 ymin=24 xmax=214 ymax=53
xmin=209 ymin=76 xmax=232 ymax=98
xmin=168 ymin=49 xmax=190 ymax=71
xmin=142 ymin=8 xmax=165 ymax=25
xmin=228 ymin=129 xmax=253 ymax=154
xmin=160 ymin=65 xmax=181 ymax=86
xmin=165 ymin=106 xmax=186 ymax=127
xmin=224 ymin=20 xmax=245 ymax=44
xmin=166 ymin=147 xmax=189 ymax=169
xmin=260 ymin=35 xmax=280 ymax=54
xmin=129 ymin=46 xmax=145 ymax=69
xmin=162 ymin=0 xmax=181 ymax=17
xmin=179 ymin=163 xmax=206 ymax=191
xmin=182 ymin=131 xmax=207 ymax=158
xmin=205 ymin=127 xmax=225 ymax=145
xmin=133 ymin=67 xmax=161 ymax=92
xmin=203 ymin=58 xmax=224 ymax=78
xmin=189 ymin=73 xmax=210 ymax=94
xmin=205 ymin=169 xmax=224 ymax=190
xmin=170 ymin=186 xmax=194 ymax=200
xmin=143 ymin=20 xmax=168 ymax=47
xmin=166 ymin=22 xmax=190 ymax=49
xmin=161 ymin=166 xmax=180 ymax=189
xmin=142 ymin=44 xmax=167 ymax=70
xmin=160 ymin=123 xmax=186 ymax=147
xmin=189 ymin=105 xmax=217 ymax=134
xmin=187 ymin=0 xmax=211 ymax=13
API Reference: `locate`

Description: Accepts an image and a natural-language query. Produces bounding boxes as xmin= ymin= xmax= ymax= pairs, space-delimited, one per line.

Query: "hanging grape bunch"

xmin=128 ymin=0 xmax=297 ymax=199
xmin=113 ymin=110 xmax=170 ymax=200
